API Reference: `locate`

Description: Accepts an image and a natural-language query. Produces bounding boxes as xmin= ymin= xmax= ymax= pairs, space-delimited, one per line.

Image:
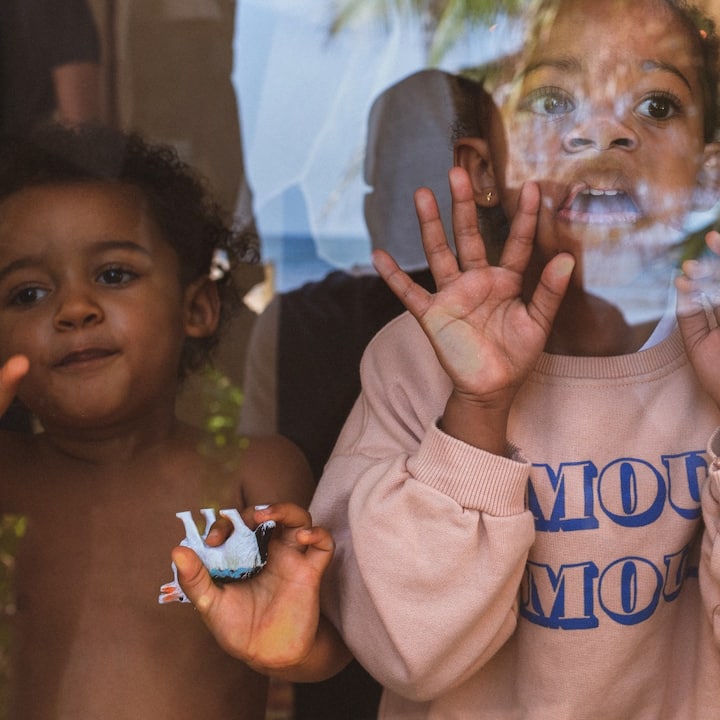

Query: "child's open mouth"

xmin=559 ymin=186 xmax=641 ymax=225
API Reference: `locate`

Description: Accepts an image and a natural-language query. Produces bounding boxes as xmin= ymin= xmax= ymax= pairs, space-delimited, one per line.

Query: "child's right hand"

xmin=0 ymin=355 xmax=29 ymax=418
xmin=373 ymin=167 xmax=575 ymax=453
xmin=172 ymin=503 xmax=346 ymax=679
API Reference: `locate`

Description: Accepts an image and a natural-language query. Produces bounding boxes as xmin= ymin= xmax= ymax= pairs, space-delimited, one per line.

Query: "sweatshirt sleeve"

xmin=310 ymin=315 xmax=536 ymax=702
xmin=700 ymin=426 xmax=720 ymax=645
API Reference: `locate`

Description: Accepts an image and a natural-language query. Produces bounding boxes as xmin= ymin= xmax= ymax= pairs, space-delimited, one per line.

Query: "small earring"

xmin=484 ymin=189 xmax=495 ymax=204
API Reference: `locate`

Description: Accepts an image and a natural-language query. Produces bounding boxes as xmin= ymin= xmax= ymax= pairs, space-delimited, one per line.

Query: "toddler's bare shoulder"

xmin=234 ymin=434 xmax=314 ymax=508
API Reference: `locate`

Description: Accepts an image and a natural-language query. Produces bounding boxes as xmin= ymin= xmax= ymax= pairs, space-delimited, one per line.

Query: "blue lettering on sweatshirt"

xmin=519 ymin=450 xmax=706 ymax=629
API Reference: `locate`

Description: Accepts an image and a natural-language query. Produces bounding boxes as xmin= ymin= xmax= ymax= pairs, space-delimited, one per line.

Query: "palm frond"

xmin=330 ymin=0 xmax=527 ymax=62
xmin=329 ymin=0 xmax=413 ymax=34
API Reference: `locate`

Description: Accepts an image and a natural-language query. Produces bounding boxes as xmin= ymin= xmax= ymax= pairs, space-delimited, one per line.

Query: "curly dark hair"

xmin=0 ymin=124 xmax=258 ymax=376
xmin=669 ymin=0 xmax=720 ymax=142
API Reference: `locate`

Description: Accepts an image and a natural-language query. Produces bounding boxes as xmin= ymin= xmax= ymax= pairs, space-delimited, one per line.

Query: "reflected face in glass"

xmin=488 ymin=0 xmax=715 ymax=284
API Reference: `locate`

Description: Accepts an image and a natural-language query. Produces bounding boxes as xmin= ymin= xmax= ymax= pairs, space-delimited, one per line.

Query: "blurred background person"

xmin=0 ymin=0 xmax=102 ymax=135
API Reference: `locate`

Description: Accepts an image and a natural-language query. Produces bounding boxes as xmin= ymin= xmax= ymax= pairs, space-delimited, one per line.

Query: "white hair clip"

xmin=158 ymin=507 xmax=275 ymax=604
xmin=209 ymin=248 xmax=230 ymax=281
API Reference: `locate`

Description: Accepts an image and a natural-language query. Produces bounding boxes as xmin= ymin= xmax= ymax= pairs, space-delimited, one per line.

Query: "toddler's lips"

xmin=558 ymin=186 xmax=641 ymax=225
xmin=54 ymin=348 xmax=119 ymax=368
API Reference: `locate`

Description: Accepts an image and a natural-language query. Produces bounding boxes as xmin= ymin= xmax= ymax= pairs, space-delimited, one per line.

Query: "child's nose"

xmin=53 ymin=289 xmax=104 ymax=330
xmin=562 ymin=114 xmax=639 ymax=153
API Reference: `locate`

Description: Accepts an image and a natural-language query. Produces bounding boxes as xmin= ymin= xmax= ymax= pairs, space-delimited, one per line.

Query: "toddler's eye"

xmin=97 ymin=267 xmax=136 ymax=285
xmin=522 ymin=87 xmax=575 ymax=116
xmin=636 ymin=93 xmax=681 ymax=121
xmin=9 ymin=286 xmax=48 ymax=306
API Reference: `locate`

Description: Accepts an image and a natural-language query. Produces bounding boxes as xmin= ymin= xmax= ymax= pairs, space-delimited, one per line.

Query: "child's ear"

xmin=694 ymin=141 xmax=720 ymax=211
xmin=183 ymin=276 xmax=221 ymax=338
xmin=453 ymin=137 xmax=499 ymax=208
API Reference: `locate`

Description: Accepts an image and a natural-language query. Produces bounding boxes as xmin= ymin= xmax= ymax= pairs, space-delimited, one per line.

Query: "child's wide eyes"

xmin=521 ymin=86 xmax=575 ymax=116
xmin=96 ymin=266 xmax=137 ymax=285
xmin=9 ymin=286 xmax=49 ymax=306
xmin=635 ymin=92 xmax=682 ymax=121
xmin=521 ymin=86 xmax=682 ymax=123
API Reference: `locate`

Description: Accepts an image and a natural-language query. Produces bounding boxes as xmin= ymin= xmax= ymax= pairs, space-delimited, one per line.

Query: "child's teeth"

xmin=585 ymin=188 xmax=619 ymax=196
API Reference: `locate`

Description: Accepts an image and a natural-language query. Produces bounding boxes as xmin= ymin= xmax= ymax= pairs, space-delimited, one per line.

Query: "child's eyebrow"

xmin=521 ymin=55 xmax=581 ymax=79
xmin=88 ymin=239 xmax=154 ymax=257
xmin=0 ymin=240 xmax=152 ymax=284
xmin=0 ymin=256 xmax=43 ymax=285
xmin=521 ymin=56 xmax=693 ymax=94
xmin=640 ymin=59 xmax=692 ymax=92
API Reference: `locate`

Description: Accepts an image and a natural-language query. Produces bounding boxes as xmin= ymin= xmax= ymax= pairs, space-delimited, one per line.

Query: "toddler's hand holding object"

xmin=159 ymin=508 xmax=275 ymax=604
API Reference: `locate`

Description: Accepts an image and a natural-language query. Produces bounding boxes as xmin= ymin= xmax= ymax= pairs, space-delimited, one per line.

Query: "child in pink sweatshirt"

xmin=178 ymin=1 xmax=720 ymax=717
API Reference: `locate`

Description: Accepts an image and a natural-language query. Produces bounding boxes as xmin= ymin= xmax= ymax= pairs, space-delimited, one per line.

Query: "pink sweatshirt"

xmin=311 ymin=312 xmax=720 ymax=719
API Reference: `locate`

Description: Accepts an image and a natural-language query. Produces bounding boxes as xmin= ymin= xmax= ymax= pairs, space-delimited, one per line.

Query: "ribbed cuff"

xmin=408 ymin=422 xmax=529 ymax=516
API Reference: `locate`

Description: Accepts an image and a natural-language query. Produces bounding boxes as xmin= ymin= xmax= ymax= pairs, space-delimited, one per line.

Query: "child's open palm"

xmin=373 ymin=167 xmax=575 ymax=410
xmin=677 ymin=230 xmax=720 ymax=409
